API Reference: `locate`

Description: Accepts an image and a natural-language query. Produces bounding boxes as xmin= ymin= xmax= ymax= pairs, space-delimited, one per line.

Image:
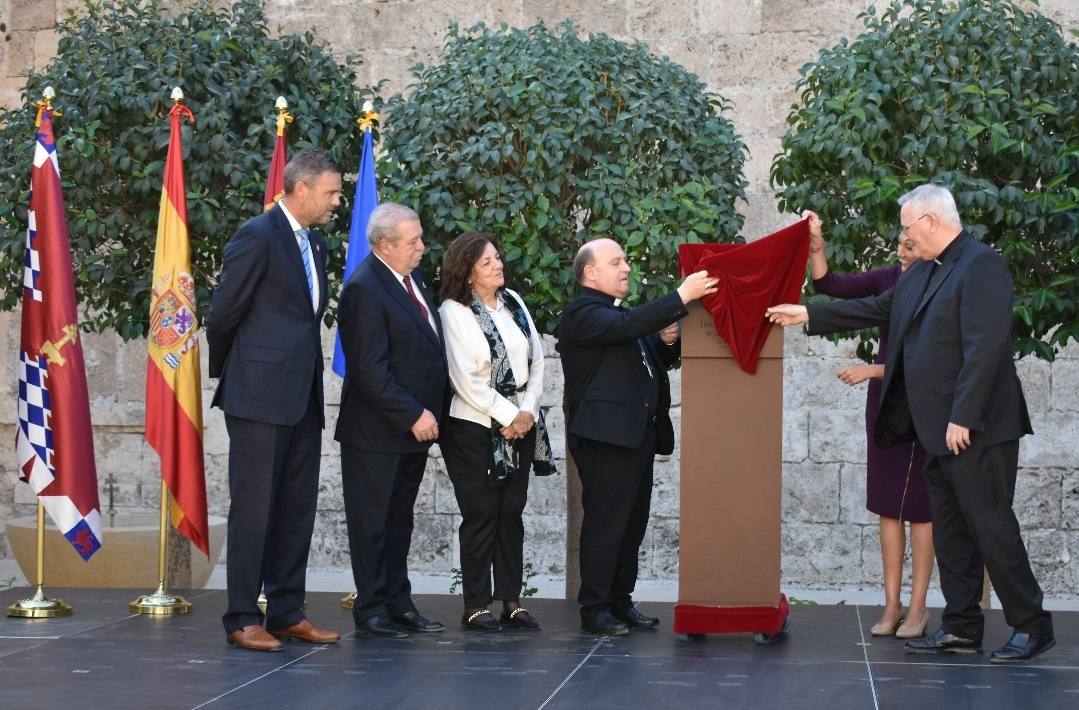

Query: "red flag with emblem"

xmin=15 ymin=103 xmax=102 ymax=560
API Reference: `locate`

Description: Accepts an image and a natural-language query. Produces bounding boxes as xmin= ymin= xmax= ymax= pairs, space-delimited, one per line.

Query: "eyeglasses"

xmin=899 ymin=213 xmax=929 ymax=236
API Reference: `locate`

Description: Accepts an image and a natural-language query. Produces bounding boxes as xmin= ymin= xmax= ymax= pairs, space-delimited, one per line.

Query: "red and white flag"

xmin=15 ymin=104 xmax=102 ymax=560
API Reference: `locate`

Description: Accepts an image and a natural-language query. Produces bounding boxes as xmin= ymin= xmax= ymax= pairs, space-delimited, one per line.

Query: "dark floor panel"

xmin=2 ymin=589 xmax=1077 ymax=710
xmin=545 ymin=653 xmax=876 ymax=710
xmin=204 ymin=646 xmax=592 ymax=710
xmin=872 ymin=663 xmax=1079 ymax=709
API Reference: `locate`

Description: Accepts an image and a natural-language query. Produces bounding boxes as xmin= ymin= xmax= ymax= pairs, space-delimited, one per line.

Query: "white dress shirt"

xmin=439 ymin=288 xmax=545 ymax=428
xmin=277 ymin=200 xmax=320 ymax=313
xmin=373 ymin=251 xmax=438 ymax=334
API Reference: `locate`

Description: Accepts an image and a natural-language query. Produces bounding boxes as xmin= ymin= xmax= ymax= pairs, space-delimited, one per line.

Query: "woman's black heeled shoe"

xmin=500 ymin=607 xmax=540 ymax=630
xmin=461 ymin=609 xmax=501 ymax=632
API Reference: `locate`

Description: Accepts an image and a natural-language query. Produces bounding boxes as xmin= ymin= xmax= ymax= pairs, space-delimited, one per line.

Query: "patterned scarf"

xmin=469 ymin=291 xmax=556 ymax=486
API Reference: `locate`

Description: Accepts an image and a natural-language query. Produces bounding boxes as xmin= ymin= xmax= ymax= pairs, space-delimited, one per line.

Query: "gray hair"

xmin=572 ymin=242 xmax=596 ymax=284
xmin=366 ymin=203 xmax=421 ymax=247
xmin=283 ymin=149 xmax=339 ymax=193
xmin=897 ymin=184 xmax=962 ymax=227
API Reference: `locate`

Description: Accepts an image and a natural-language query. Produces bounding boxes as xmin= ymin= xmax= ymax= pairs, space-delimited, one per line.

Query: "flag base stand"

xmin=130 ymin=481 xmax=191 ymax=615
xmin=7 ymin=585 xmax=73 ymax=618
xmin=341 ymin=591 xmax=356 ymax=609
xmin=129 ymin=584 xmax=192 ymax=615
xmin=8 ymin=502 xmax=74 ymax=618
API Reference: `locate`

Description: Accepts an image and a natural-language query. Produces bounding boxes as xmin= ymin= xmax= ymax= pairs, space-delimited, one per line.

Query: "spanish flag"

xmin=263 ymin=98 xmax=292 ymax=211
xmin=144 ymin=91 xmax=209 ymax=555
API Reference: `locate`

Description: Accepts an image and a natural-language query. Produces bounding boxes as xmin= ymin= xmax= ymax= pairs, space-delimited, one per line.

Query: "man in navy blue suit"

xmin=335 ymin=203 xmax=449 ymax=638
xmin=207 ymin=149 xmax=342 ymax=652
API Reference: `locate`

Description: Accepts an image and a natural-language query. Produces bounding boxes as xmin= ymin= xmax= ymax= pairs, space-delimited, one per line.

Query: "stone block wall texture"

xmin=1 ymin=0 xmax=1077 ymax=597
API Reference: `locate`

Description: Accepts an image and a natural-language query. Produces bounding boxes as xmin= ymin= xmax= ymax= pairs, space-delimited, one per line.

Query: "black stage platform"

xmin=1 ymin=588 xmax=1076 ymax=709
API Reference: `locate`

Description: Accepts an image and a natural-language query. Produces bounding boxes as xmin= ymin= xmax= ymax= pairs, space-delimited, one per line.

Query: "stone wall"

xmin=2 ymin=0 xmax=1077 ymax=596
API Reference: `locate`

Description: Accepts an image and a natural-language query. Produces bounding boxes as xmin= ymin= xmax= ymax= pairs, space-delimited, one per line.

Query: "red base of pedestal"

xmin=673 ymin=595 xmax=789 ymax=635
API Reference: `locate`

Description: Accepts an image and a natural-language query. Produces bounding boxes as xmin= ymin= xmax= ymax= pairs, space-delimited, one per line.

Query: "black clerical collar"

xmin=582 ymin=286 xmax=619 ymax=305
xmin=932 ymin=232 xmax=964 ymax=265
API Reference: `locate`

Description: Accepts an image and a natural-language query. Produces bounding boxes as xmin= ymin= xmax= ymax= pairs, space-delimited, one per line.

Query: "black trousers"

xmin=925 ymin=439 xmax=1052 ymax=639
xmin=441 ymin=417 xmax=533 ymax=609
xmin=571 ymin=426 xmax=656 ymax=619
xmin=221 ymin=390 xmax=321 ymax=634
xmin=341 ymin=445 xmax=427 ymax=625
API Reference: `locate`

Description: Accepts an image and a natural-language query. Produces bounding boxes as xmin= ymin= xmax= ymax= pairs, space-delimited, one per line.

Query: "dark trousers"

xmin=441 ymin=417 xmax=533 ymax=609
xmin=341 ymin=445 xmax=427 ymax=625
xmin=571 ymin=426 xmax=656 ymax=619
xmin=925 ymin=439 xmax=1052 ymax=639
xmin=221 ymin=391 xmax=321 ymax=634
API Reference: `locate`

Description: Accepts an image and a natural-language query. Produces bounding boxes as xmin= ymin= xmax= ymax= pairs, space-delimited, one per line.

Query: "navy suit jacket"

xmin=205 ymin=204 xmax=328 ymax=427
xmin=334 ymin=253 xmax=449 ymax=454
xmin=807 ymin=231 xmax=1032 ymax=456
xmin=556 ymin=288 xmax=687 ymax=455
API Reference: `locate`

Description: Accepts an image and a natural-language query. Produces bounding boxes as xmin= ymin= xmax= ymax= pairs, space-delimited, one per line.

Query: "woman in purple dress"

xmin=805 ymin=211 xmax=933 ymax=639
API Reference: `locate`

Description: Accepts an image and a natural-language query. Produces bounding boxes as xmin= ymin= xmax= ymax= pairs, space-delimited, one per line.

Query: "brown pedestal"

xmin=674 ymin=301 xmax=788 ymax=637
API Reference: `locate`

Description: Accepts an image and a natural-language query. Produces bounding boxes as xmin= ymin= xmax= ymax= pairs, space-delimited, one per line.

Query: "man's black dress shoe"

xmin=904 ymin=628 xmax=981 ymax=655
xmin=581 ymin=611 xmax=630 ymax=636
xmin=614 ymin=606 xmax=659 ymax=629
xmin=392 ymin=610 xmax=445 ymax=632
xmin=989 ymin=632 xmax=1056 ymax=664
xmin=356 ymin=614 xmax=408 ymax=638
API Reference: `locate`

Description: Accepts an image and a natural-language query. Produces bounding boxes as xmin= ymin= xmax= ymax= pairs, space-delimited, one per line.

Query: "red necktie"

xmin=402 ymin=274 xmax=437 ymax=337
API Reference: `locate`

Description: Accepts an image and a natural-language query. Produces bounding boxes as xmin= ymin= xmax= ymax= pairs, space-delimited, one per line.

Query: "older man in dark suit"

xmin=207 ymin=149 xmax=342 ymax=652
xmin=557 ymin=239 xmax=716 ymax=635
xmin=335 ymin=203 xmax=449 ymax=638
xmin=767 ymin=184 xmax=1054 ymax=664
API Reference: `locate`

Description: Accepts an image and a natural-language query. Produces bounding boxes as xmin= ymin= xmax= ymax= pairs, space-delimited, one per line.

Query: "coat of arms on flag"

xmin=15 ymin=98 xmax=102 ymax=561
xmin=149 ymin=271 xmax=198 ymax=363
xmin=143 ymin=93 xmax=209 ymax=556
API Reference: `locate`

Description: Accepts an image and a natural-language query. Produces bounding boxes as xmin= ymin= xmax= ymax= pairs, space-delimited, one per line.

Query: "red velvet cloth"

xmin=678 ymin=219 xmax=810 ymax=374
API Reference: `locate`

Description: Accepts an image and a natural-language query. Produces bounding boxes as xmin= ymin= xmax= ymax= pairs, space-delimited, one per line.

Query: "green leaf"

xmin=769 ymin=0 xmax=1079 ymax=361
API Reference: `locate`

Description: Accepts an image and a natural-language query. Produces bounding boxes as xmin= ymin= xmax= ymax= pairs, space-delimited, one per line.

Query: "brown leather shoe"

xmin=271 ymin=618 xmax=341 ymax=644
xmin=227 ymin=625 xmax=283 ymax=652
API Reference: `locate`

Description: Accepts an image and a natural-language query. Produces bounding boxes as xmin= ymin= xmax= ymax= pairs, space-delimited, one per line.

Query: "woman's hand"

xmin=803 ymin=210 xmax=823 ymax=247
xmin=837 ymin=364 xmax=885 ymax=386
xmin=500 ymin=411 xmax=535 ymax=440
xmin=509 ymin=411 xmax=535 ymax=437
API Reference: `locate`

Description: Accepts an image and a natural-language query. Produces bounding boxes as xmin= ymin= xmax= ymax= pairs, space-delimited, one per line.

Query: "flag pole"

xmin=341 ymin=99 xmax=379 ymax=611
xmin=128 ymin=87 xmax=195 ymax=616
xmin=257 ymin=95 xmax=292 ymax=614
xmin=129 ymin=477 xmax=189 ymax=614
xmin=7 ymin=500 xmax=73 ymax=618
xmin=8 ymin=87 xmax=74 ymax=620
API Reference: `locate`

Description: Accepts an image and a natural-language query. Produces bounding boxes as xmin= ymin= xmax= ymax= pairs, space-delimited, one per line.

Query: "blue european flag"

xmin=332 ymin=129 xmax=378 ymax=377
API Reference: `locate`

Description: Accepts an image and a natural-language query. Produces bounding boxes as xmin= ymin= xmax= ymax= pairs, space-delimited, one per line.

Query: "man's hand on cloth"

xmin=765 ymin=303 xmax=808 ymax=327
xmin=676 ymin=270 xmax=719 ymax=304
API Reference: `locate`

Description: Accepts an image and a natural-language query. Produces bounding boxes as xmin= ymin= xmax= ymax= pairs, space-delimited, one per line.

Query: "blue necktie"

xmin=297 ymin=228 xmax=314 ymax=299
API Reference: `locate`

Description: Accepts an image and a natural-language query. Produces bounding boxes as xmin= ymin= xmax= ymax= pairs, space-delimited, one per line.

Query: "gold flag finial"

xmin=357 ymin=99 xmax=379 ymax=133
xmin=35 ymin=86 xmax=60 ymax=127
xmin=274 ymin=96 xmax=293 ymax=137
xmin=171 ymin=86 xmax=184 ymax=104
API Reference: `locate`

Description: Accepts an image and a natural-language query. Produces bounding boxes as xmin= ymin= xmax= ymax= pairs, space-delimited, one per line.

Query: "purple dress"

xmin=814 ymin=266 xmax=931 ymax=522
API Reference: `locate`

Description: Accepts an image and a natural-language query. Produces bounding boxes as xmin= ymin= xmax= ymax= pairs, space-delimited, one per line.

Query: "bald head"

xmin=575 ymin=238 xmax=630 ymax=298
